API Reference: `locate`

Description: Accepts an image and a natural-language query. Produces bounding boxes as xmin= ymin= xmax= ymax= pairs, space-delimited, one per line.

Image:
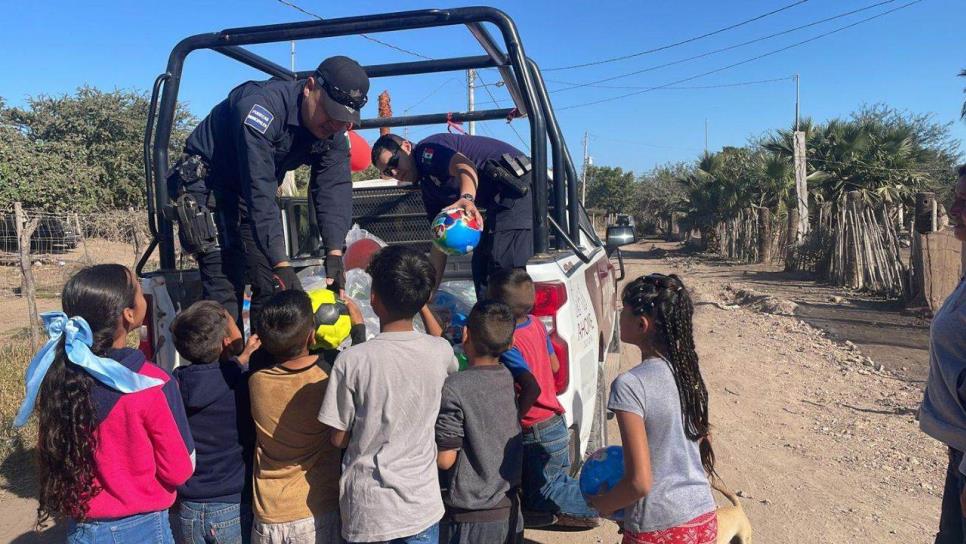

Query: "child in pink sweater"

xmin=14 ymin=264 xmax=195 ymax=543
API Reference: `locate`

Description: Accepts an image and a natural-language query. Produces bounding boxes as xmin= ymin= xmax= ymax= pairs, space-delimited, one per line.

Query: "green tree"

xmin=0 ymin=87 xmax=195 ymax=211
xmin=585 ymin=165 xmax=638 ymax=214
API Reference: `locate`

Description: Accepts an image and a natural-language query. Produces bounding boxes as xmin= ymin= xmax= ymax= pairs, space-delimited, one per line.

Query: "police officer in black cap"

xmin=168 ymin=55 xmax=369 ymax=323
xmin=370 ymin=132 xmax=533 ymax=297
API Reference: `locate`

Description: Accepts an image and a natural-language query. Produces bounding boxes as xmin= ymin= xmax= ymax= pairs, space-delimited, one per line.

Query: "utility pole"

xmin=581 ymin=131 xmax=589 ymax=205
xmin=704 ymin=118 xmax=709 ymax=155
xmin=290 ymin=40 xmax=296 ymax=73
xmin=794 ymin=72 xmax=800 ymax=132
xmin=467 ymin=69 xmax=476 ymax=135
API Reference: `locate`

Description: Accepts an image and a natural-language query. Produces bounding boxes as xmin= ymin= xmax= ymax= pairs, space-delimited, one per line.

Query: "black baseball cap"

xmin=314 ymin=56 xmax=370 ymax=125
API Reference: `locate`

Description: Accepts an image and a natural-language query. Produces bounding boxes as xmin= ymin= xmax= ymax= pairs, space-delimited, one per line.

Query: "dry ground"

xmin=0 ymin=240 xmax=947 ymax=543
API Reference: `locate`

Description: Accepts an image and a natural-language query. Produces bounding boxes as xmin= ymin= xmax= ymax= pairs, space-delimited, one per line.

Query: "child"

xmin=436 ymin=300 xmax=523 ymax=544
xmin=588 ymin=274 xmax=717 ymax=544
xmin=248 ymin=290 xmax=364 ymax=543
xmin=14 ymin=264 xmax=194 ymax=543
xmin=487 ymin=268 xmax=598 ymax=528
xmin=171 ymin=300 xmax=261 ymax=544
xmin=318 ymin=246 xmax=458 ymax=544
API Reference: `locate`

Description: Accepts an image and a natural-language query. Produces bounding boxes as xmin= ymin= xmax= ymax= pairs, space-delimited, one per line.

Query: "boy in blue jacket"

xmin=172 ymin=300 xmax=260 ymax=544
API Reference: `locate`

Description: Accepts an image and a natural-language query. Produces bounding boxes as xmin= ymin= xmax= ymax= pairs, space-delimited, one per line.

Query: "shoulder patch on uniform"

xmin=422 ymin=147 xmax=434 ymax=163
xmin=244 ymin=104 xmax=274 ymax=134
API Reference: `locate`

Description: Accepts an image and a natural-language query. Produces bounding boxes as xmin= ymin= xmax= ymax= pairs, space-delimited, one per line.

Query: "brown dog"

xmin=712 ymin=479 xmax=752 ymax=544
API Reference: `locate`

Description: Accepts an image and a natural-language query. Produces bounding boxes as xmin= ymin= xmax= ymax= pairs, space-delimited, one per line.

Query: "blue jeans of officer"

xmin=67 ymin=510 xmax=175 ymax=544
xmin=521 ymin=415 xmax=596 ymax=519
xmin=177 ymin=501 xmax=252 ymax=544
xmin=936 ymin=447 xmax=966 ymax=544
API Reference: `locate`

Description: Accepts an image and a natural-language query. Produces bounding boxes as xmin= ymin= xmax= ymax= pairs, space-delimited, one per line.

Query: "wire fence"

xmin=0 ymin=207 xmax=158 ymax=299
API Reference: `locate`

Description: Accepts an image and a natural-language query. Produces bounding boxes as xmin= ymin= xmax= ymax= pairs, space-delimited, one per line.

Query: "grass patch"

xmin=0 ymin=336 xmax=38 ymax=498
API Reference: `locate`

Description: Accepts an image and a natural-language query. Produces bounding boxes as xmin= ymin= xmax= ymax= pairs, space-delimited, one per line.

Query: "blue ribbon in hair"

xmin=14 ymin=311 xmax=164 ymax=427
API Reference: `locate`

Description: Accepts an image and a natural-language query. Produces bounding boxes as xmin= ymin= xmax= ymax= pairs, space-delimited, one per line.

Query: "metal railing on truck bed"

xmin=138 ymin=7 xmax=595 ymax=276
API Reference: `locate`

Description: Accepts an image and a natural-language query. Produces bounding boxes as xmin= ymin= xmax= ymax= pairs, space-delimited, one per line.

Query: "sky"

xmin=1 ymin=0 xmax=964 ymax=175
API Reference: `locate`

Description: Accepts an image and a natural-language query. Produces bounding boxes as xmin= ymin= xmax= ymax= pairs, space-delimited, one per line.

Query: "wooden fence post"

xmin=14 ymin=202 xmax=42 ymax=349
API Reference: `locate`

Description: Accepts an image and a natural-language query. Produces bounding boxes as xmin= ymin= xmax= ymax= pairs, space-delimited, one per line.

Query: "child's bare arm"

xmin=588 ymin=410 xmax=653 ymax=516
xmin=420 ymin=305 xmax=444 ymax=337
xmin=549 ymin=352 xmax=561 ymax=374
xmin=237 ymin=334 xmax=261 ymax=366
xmin=437 ymin=449 xmax=458 ymax=470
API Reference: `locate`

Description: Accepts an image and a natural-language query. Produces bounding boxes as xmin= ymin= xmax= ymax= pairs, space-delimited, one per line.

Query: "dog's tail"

xmin=710 ymin=478 xmax=742 ymax=508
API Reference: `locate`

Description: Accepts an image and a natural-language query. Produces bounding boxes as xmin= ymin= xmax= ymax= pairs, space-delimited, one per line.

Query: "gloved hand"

xmin=325 ymin=254 xmax=346 ymax=293
xmin=272 ymin=265 xmax=302 ymax=293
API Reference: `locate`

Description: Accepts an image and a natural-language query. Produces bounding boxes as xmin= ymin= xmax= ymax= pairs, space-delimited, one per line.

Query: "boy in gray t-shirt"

xmin=318 ymin=246 xmax=457 ymax=544
xmin=436 ymin=301 xmax=523 ymax=544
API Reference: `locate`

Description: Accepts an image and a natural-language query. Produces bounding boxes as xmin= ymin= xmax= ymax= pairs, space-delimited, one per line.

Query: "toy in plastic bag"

xmin=343 ymin=225 xmax=387 ymax=271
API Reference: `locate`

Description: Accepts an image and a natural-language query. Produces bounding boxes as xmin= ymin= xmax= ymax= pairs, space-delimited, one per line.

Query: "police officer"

xmin=168 ymin=56 xmax=369 ymax=323
xmin=370 ymin=132 xmax=533 ymax=296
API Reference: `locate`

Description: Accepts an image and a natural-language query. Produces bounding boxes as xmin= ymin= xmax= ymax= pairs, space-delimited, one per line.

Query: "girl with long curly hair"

xmin=588 ymin=273 xmax=718 ymax=544
xmin=15 ymin=264 xmax=195 ymax=543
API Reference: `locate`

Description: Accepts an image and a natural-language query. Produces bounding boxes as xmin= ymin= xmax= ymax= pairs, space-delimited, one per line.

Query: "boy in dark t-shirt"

xmin=436 ymin=300 xmax=524 ymax=544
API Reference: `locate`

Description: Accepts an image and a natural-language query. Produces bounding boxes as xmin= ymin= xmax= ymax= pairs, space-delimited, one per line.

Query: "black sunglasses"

xmin=315 ymin=72 xmax=368 ymax=111
xmin=382 ymin=151 xmax=401 ymax=178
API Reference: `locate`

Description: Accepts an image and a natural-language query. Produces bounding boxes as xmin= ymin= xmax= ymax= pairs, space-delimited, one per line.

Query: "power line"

xmin=556 ymin=0 xmax=924 ymax=112
xmin=472 ymin=76 xmax=794 ymax=107
xmin=474 ymin=71 xmax=531 ymax=152
xmin=401 ymin=78 xmax=460 ymax=114
xmin=550 ymin=0 xmax=901 ymax=93
xmin=273 ymin=0 xmax=431 ymax=60
xmin=544 ymin=0 xmax=809 ymax=72
xmin=552 ymin=76 xmax=794 ymax=92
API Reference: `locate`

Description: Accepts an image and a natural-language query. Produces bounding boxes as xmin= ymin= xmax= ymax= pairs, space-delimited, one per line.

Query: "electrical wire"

xmin=544 ymin=0 xmax=809 ymax=71
xmin=274 ymin=0 xmax=431 ymax=59
xmin=556 ymin=0 xmax=924 ymax=112
xmin=550 ymin=0 xmax=901 ymax=93
xmin=474 ymin=71 xmax=531 ymax=152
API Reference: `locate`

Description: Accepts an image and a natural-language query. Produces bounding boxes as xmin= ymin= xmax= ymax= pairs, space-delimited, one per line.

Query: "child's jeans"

xmin=346 ymin=522 xmax=438 ymax=544
xmin=177 ymin=500 xmax=252 ymax=544
xmin=936 ymin=447 xmax=966 ymax=544
xmin=521 ymin=414 xmax=597 ymax=519
xmin=67 ymin=510 xmax=175 ymax=544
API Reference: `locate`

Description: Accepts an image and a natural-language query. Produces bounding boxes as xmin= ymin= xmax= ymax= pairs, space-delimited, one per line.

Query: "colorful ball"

xmin=579 ymin=445 xmax=625 ymax=520
xmin=306 ymin=288 xmax=352 ymax=350
xmin=431 ymin=208 xmax=483 ymax=256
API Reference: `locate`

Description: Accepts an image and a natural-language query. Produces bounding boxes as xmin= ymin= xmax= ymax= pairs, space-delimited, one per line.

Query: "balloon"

xmin=343 ymin=238 xmax=384 ymax=271
xmin=348 ymin=130 xmax=371 ymax=172
xmin=579 ymin=446 xmax=625 ymax=521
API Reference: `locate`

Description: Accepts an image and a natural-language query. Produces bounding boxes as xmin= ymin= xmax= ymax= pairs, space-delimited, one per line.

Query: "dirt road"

xmin=0 ymin=241 xmax=946 ymax=543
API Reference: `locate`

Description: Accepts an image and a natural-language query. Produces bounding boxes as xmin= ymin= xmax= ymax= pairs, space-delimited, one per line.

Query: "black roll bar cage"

xmin=142 ymin=7 xmax=589 ymax=274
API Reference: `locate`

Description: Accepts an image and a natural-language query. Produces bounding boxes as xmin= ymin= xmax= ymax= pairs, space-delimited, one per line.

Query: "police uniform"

xmin=413 ymin=133 xmax=534 ymax=295
xmin=170 ymin=78 xmax=353 ymax=322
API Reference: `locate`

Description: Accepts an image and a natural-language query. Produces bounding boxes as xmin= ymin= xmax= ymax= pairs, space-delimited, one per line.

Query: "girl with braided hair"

xmin=588 ymin=273 xmax=717 ymax=544
xmin=14 ymin=264 xmax=195 ymax=543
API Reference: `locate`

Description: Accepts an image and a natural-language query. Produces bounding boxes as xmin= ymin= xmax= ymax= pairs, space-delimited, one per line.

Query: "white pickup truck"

xmin=137 ymin=7 xmax=636 ymax=462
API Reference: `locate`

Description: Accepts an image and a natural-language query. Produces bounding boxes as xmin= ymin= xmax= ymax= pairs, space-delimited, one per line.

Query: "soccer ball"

xmin=431 ymin=208 xmax=483 ymax=256
xmin=306 ymin=288 xmax=352 ymax=350
xmin=579 ymin=445 xmax=625 ymax=520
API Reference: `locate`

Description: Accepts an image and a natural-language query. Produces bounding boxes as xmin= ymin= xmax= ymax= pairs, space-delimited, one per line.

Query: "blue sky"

xmin=2 ymin=0 xmax=964 ymax=174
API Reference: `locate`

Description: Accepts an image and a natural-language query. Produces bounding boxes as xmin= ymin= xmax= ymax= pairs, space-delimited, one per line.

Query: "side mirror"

xmin=605 ymin=225 xmax=636 ymax=253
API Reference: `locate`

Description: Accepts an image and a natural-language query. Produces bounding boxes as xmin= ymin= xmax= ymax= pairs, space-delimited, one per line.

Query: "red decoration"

xmin=348 ymin=130 xmax=371 ymax=172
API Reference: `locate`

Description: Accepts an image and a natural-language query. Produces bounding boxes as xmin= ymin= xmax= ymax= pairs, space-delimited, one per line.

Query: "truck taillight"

xmin=533 ymin=281 xmax=569 ymax=394
xmin=139 ymin=294 xmax=155 ymax=361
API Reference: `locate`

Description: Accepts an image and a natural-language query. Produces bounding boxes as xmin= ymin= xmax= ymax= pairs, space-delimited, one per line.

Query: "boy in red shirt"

xmin=488 ymin=269 xmax=599 ymax=529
